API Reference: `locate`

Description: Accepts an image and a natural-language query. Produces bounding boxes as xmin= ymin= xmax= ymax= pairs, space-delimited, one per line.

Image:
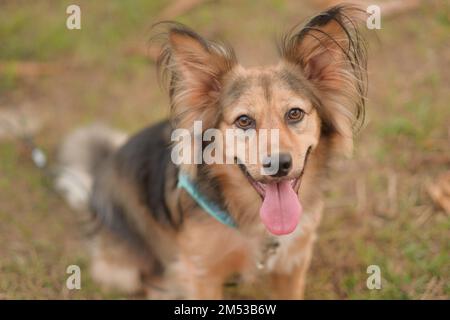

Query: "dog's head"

xmin=156 ymin=5 xmax=367 ymax=235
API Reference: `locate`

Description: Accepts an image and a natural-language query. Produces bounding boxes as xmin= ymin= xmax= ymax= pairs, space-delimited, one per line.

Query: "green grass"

xmin=0 ymin=1 xmax=165 ymax=63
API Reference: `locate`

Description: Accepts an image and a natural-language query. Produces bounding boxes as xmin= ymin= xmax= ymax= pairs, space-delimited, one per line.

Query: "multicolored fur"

xmin=57 ymin=4 xmax=368 ymax=299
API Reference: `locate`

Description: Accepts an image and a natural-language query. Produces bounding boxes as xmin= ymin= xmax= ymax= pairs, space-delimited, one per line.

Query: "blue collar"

xmin=177 ymin=172 xmax=237 ymax=228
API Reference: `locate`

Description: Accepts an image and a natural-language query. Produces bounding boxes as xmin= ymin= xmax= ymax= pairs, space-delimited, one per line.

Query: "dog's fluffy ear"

xmin=279 ymin=5 xmax=368 ymax=156
xmin=155 ymin=23 xmax=237 ymax=130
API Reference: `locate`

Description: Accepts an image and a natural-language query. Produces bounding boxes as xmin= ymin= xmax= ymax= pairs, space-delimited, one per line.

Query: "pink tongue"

xmin=260 ymin=180 xmax=302 ymax=235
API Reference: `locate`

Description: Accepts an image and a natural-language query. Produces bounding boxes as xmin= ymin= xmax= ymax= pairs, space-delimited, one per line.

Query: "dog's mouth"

xmin=237 ymin=150 xmax=311 ymax=236
xmin=236 ymin=148 xmax=312 ymax=236
xmin=238 ymin=166 xmax=302 ymax=236
xmin=244 ymin=173 xmax=301 ymax=199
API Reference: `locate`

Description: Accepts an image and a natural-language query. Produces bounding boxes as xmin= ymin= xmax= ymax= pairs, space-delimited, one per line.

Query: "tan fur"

xmin=86 ymin=5 xmax=367 ymax=299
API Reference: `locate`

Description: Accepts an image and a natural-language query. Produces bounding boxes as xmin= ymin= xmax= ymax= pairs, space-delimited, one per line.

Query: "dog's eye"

xmin=286 ymin=108 xmax=305 ymax=123
xmin=235 ymin=115 xmax=255 ymax=129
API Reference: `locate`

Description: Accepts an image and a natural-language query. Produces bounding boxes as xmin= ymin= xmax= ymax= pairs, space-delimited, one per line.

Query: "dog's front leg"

xmin=268 ymin=233 xmax=316 ymax=299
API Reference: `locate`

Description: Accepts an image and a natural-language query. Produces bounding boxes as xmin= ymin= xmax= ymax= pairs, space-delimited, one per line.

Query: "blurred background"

xmin=0 ymin=0 xmax=448 ymax=299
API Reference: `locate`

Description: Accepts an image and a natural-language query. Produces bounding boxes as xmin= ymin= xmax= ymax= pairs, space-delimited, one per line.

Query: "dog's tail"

xmin=55 ymin=124 xmax=127 ymax=211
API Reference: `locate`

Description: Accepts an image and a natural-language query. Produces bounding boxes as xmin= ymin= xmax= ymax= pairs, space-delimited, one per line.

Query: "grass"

xmin=0 ymin=0 xmax=448 ymax=299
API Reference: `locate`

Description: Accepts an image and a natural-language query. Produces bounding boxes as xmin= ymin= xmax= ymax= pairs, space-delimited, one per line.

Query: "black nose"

xmin=263 ymin=153 xmax=292 ymax=177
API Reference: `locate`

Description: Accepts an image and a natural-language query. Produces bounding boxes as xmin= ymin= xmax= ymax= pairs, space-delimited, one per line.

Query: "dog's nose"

xmin=263 ymin=153 xmax=292 ymax=177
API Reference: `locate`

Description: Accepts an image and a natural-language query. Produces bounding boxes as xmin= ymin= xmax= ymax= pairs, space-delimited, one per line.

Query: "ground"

xmin=0 ymin=0 xmax=448 ymax=299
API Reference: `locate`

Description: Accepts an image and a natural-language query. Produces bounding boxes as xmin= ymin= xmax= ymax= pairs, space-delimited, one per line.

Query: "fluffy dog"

xmin=57 ymin=4 xmax=367 ymax=299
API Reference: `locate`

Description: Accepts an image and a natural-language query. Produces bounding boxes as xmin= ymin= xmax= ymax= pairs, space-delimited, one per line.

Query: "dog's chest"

xmin=259 ymin=227 xmax=305 ymax=273
xmin=253 ymin=206 xmax=322 ymax=274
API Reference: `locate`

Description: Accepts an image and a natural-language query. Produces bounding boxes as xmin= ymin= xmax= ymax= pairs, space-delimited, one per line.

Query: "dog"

xmin=56 ymin=4 xmax=367 ymax=299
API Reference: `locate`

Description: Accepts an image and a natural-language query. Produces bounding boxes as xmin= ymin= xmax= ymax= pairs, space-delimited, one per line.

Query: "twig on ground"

xmin=426 ymin=171 xmax=450 ymax=215
xmin=157 ymin=0 xmax=210 ymax=21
